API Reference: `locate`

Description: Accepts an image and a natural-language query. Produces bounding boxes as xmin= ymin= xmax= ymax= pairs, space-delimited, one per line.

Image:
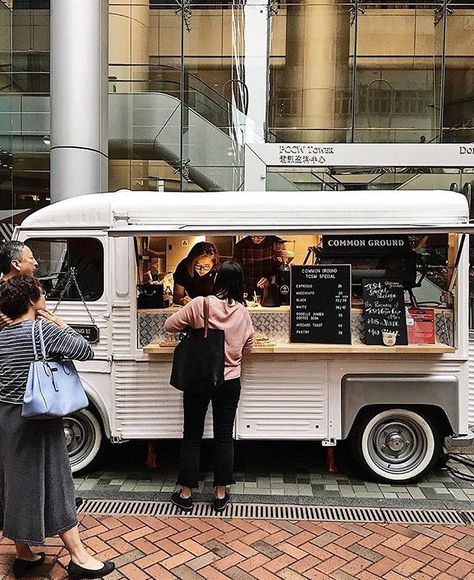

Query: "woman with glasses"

xmin=173 ymin=241 xmax=220 ymax=306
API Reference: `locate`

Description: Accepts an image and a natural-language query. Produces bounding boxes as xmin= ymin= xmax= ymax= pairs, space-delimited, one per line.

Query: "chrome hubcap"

xmin=63 ymin=413 xmax=95 ymax=468
xmin=367 ymin=417 xmax=428 ymax=475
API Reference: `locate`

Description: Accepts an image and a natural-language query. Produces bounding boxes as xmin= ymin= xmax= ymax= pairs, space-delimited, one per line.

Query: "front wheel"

xmin=63 ymin=408 xmax=104 ymax=475
xmin=349 ymin=408 xmax=442 ymax=484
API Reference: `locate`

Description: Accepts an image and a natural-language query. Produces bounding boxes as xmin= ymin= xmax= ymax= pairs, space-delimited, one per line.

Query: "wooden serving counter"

xmin=144 ymin=342 xmax=455 ymax=355
xmin=138 ymin=304 xmax=455 ymax=354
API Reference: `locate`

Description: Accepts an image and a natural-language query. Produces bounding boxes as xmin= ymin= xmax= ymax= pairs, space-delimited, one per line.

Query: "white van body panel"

xmin=15 ymin=190 xmax=474 ymax=448
xmin=21 ymin=190 xmax=468 ymax=230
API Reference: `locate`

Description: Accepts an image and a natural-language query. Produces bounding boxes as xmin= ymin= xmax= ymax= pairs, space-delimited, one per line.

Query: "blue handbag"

xmin=22 ymin=320 xmax=88 ymax=419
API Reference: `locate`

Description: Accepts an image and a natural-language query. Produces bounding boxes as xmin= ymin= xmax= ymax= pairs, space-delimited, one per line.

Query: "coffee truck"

xmin=13 ymin=189 xmax=474 ymax=483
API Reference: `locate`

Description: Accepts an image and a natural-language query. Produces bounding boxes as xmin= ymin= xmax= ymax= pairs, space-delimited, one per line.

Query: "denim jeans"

xmin=177 ymin=378 xmax=241 ymax=489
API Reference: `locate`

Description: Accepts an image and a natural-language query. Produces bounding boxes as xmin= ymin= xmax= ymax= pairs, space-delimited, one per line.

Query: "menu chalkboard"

xmin=362 ymin=279 xmax=408 ymax=345
xmin=291 ymin=265 xmax=351 ymax=344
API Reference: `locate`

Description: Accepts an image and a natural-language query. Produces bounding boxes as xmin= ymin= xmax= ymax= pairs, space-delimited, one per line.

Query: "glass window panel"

xmin=109 ymin=3 xmax=182 ymax=192
xmin=443 ymin=9 xmax=474 ymax=142
xmin=354 ymin=7 xmax=442 ymax=143
xmin=27 ymin=238 xmax=104 ymax=301
xmin=265 ymin=166 xmax=466 ymax=192
xmin=181 ymin=3 xmax=246 ymax=191
xmin=269 ymin=1 xmax=354 ymax=143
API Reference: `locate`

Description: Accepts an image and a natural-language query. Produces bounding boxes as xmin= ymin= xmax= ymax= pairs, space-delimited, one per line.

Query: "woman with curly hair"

xmin=0 ymin=276 xmax=115 ymax=579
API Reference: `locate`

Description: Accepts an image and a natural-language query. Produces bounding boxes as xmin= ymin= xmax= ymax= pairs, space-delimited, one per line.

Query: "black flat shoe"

xmin=67 ymin=560 xmax=115 ymax=579
xmin=13 ymin=552 xmax=46 ymax=578
xmin=171 ymin=491 xmax=193 ymax=512
xmin=214 ymin=492 xmax=230 ymax=513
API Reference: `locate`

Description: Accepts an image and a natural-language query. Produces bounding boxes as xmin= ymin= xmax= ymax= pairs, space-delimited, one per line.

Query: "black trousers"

xmin=177 ymin=378 xmax=241 ymax=489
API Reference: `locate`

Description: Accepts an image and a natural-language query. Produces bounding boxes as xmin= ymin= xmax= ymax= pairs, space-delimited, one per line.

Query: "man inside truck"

xmin=233 ymin=235 xmax=284 ymax=297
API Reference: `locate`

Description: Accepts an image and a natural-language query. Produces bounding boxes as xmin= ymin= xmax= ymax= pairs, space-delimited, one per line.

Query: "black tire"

xmin=63 ymin=408 xmax=104 ymax=475
xmin=348 ymin=407 xmax=443 ymax=484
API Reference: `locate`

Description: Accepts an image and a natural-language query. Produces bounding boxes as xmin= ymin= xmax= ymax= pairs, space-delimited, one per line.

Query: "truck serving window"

xmin=26 ymin=238 xmax=104 ymax=302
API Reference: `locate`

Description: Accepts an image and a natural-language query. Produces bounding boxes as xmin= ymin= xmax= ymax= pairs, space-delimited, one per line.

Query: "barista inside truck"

xmin=233 ymin=235 xmax=284 ymax=296
xmin=173 ymin=241 xmax=220 ymax=305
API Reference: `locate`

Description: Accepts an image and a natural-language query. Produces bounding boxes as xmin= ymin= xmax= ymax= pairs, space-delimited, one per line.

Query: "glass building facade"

xmin=0 ymin=0 xmax=473 ymax=229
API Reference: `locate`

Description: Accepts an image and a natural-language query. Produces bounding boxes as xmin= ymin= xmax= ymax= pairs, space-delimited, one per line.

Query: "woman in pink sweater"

xmin=164 ymin=261 xmax=254 ymax=512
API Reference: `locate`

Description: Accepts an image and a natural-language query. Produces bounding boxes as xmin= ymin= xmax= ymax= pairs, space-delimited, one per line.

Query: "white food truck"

xmin=14 ymin=189 xmax=474 ymax=483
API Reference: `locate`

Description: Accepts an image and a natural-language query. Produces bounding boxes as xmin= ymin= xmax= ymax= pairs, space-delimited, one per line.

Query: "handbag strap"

xmin=31 ymin=319 xmax=47 ymax=361
xmin=203 ymin=296 xmax=209 ymax=339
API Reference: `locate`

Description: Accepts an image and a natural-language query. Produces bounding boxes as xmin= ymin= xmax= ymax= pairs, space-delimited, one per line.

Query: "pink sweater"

xmin=164 ymin=296 xmax=255 ymax=380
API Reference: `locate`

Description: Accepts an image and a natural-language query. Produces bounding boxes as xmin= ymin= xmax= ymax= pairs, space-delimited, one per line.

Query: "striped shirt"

xmin=0 ymin=320 xmax=94 ymax=404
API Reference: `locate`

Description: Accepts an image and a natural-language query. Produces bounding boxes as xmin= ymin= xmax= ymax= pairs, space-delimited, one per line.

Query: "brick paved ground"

xmin=2 ymin=513 xmax=474 ymax=579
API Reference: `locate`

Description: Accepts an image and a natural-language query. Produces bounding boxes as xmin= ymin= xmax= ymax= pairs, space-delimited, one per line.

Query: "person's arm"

xmin=232 ymin=240 xmax=243 ymax=265
xmin=172 ymin=261 xmax=192 ymax=305
xmin=164 ymin=297 xmax=202 ymax=333
xmin=173 ymin=282 xmax=191 ymax=306
xmin=39 ymin=316 xmax=94 ymax=361
xmin=243 ymin=312 xmax=255 ymax=353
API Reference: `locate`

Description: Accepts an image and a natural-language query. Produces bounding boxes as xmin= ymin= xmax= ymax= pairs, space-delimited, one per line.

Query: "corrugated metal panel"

xmin=468 ymin=333 xmax=474 ymax=427
xmin=112 ymin=306 xmax=134 ymax=355
xmin=50 ymin=300 xmax=110 ymax=360
xmin=114 ymin=361 xmax=213 ymax=439
xmin=238 ymin=360 xmax=328 ymax=438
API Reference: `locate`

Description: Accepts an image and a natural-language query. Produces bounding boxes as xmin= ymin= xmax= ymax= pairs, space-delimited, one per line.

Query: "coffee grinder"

xmin=276 ymin=243 xmax=294 ymax=306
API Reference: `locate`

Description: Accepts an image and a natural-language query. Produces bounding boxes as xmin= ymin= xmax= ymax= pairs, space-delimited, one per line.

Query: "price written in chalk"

xmin=362 ymin=280 xmax=407 ymax=345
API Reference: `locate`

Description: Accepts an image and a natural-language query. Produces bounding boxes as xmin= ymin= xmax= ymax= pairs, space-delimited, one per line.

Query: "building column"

xmin=50 ymin=0 xmax=108 ymax=202
xmin=285 ymin=0 xmax=350 ymax=143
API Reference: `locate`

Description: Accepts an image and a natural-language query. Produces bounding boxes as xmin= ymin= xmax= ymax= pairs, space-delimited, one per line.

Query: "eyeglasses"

xmin=195 ymin=264 xmax=212 ymax=272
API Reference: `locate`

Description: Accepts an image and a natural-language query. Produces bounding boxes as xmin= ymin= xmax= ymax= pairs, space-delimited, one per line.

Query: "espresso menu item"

xmin=363 ymin=279 xmax=408 ymax=345
xmin=291 ymin=265 xmax=351 ymax=344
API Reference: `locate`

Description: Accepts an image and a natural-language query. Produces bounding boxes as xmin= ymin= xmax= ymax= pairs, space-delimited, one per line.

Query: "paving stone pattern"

xmin=73 ymin=460 xmax=474 ymax=503
xmin=1 ymin=513 xmax=474 ymax=579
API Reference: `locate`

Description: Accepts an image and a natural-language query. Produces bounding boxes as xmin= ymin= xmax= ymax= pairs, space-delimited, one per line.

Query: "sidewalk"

xmin=1 ymin=511 xmax=474 ymax=579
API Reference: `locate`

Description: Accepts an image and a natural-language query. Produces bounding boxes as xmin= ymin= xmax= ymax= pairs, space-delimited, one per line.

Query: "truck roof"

xmin=20 ymin=189 xmax=469 ymax=233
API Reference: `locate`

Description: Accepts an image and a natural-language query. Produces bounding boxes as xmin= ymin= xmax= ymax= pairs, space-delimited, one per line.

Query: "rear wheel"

xmin=349 ymin=408 xmax=442 ymax=483
xmin=63 ymin=408 xmax=104 ymax=475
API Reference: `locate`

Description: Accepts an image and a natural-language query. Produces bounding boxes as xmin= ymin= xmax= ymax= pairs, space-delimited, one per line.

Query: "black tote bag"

xmin=170 ymin=297 xmax=225 ymax=395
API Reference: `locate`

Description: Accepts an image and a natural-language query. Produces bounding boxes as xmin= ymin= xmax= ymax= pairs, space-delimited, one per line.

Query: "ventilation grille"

xmin=78 ymin=499 xmax=473 ymax=525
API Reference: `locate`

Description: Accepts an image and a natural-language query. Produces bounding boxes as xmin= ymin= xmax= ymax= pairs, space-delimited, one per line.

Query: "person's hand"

xmin=182 ymin=296 xmax=192 ymax=305
xmin=257 ymin=277 xmax=269 ymax=289
xmin=37 ymin=309 xmax=67 ymax=329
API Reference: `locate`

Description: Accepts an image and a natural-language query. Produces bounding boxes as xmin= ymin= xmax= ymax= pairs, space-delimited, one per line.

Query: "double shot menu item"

xmin=291 ymin=265 xmax=351 ymax=344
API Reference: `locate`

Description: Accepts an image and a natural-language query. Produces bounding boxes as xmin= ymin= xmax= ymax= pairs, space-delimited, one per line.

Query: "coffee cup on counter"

xmin=382 ymin=331 xmax=397 ymax=346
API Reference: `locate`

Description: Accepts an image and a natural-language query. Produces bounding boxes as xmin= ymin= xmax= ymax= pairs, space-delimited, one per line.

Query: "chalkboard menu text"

xmin=291 ymin=265 xmax=351 ymax=344
xmin=362 ymin=279 xmax=408 ymax=345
